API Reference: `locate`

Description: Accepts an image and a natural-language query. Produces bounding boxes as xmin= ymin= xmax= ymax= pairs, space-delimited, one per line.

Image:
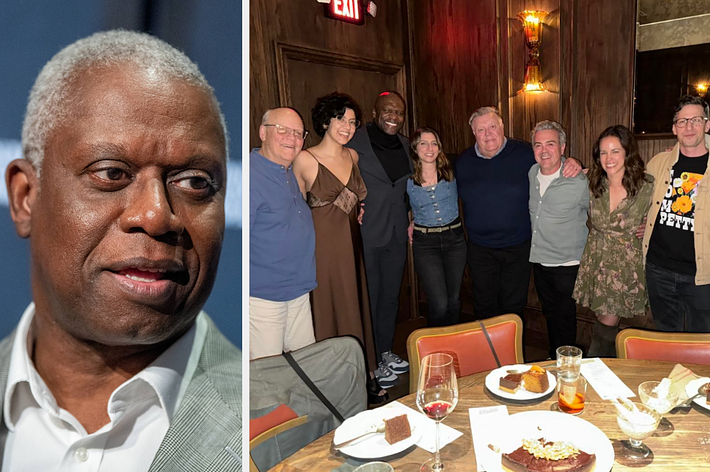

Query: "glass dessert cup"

xmin=638 ymin=380 xmax=679 ymax=433
xmin=616 ymin=402 xmax=661 ymax=459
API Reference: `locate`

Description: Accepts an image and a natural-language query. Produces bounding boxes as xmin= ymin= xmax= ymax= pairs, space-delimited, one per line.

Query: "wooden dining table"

xmin=269 ymin=358 xmax=710 ymax=471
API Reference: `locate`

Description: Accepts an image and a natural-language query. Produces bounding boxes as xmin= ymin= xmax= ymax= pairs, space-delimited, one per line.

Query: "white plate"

xmin=478 ymin=411 xmax=614 ymax=472
xmin=333 ymin=408 xmax=421 ymax=459
xmin=685 ymin=377 xmax=710 ymax=410
xmin=485 ymin=364 xmax=556 ymax=400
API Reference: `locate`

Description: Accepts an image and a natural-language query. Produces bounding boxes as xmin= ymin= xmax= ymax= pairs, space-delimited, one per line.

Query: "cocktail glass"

xmin=616 ymin=402 xmax=661 ymax=459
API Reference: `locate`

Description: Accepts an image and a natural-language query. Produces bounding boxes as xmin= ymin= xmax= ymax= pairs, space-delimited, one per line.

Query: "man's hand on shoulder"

xmin=562 ymin=157 xmax=583 ymax=178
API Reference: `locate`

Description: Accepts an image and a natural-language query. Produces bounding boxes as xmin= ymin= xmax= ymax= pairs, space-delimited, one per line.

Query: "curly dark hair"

xmin=588 ymin=125 xmax=649 ymax=199
xmin=311 ymin=92 xmax=362 ymax=138
xmin=410 ymin=127 xmax=454 ymax=184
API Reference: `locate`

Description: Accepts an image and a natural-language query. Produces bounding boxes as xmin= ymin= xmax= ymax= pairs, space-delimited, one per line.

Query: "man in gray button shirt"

xmin=528 ymin=121 xmax=589 ymax=358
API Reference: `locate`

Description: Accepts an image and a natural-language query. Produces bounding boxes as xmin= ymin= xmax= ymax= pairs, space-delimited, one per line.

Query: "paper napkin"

xmin=469 ymin=405 xmax=509 ymax=472
xmin=580 ymin=357 xmax=635 ymax=400
xmin=668 ymin=363 xmax=702 ymax=404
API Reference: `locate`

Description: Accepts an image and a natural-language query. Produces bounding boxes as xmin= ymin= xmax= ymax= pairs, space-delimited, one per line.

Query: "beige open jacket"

xmin=643 ymin=134 xmax=710 ymax=285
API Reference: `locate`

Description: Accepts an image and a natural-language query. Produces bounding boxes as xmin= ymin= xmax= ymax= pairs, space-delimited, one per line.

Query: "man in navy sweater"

xmin=456 ymin=107 xmax=582 ymax=319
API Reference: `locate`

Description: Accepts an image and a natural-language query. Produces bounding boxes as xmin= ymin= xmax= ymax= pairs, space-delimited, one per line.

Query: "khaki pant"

xmin=249 ymin=293 xmax=316 ymax=360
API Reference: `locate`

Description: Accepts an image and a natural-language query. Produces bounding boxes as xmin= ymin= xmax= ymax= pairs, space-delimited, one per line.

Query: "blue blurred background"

xmin=0 ymin=0 xmax=242 ymax=347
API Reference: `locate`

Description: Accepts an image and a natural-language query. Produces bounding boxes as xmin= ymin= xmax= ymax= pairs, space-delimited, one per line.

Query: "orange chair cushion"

xmin=624 ymin=338 xmax=710 ymax=365
xmin=249 ymin=404 xmax=298 ymax=441
xmin=416 ymin=321 xmax=519 ymax=378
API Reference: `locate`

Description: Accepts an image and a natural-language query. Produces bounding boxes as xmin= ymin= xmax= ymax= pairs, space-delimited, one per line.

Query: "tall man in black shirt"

xmin=348 ymin=91 xmax=412 ymax=387
xmin=644 ymin=95 xmax=710 ymax=332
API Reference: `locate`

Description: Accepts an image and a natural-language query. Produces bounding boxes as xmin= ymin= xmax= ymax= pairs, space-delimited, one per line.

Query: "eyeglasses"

xmin=334 ymin=115 xmax=361 ymax=128
xmin=674 ymin=116 xmax=708 ymax=128
xmin=263 ymin=124 xmax=308 ymax=140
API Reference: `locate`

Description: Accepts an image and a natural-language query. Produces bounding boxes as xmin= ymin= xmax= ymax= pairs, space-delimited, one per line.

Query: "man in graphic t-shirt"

xmin=643 ymin=95 xmax=710 ymax=332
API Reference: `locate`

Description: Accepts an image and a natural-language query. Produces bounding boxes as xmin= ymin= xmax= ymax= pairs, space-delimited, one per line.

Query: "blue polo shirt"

xmin=250 ymin=148 xmax=316 ymax=301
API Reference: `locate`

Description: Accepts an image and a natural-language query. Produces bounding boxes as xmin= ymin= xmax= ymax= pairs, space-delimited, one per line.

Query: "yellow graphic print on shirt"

xmin=658 ymin=170 xmax=703 ymax=231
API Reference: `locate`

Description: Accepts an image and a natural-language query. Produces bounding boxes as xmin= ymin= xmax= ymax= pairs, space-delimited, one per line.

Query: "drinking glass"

xmin=557 ymin=375 xmax=587 ymax=415
xmin=638 ymin=380 xmax=679 ymax=433
xmin=416 ymin=353 xmax=458 ymax=472
xmin=638 ymin=381 xmax=679 ymax=415
xmin=556 ymin=345 xmax=582 ymax=381
xmin=616 ymin=402 xmax=661 ymax=459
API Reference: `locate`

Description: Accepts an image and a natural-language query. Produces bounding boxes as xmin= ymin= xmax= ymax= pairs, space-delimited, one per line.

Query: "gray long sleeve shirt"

xmin=528 ymin=159 xmax=590 ymax=265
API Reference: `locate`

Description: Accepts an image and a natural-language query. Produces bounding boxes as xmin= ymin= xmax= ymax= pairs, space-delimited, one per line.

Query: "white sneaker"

xmin=382 ymin=351 xmax=409 ymax=374
xmin=374 ymin=361 xmax=398 ymax=388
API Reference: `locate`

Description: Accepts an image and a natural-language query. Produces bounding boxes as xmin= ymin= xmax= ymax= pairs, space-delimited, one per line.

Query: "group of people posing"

xmin=250 ymin=90 xmax=710 ymax=402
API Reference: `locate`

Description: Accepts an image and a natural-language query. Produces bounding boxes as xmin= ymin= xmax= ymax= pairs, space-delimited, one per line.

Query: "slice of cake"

xmin=384 ymin=414 xmax=411 ymax=445
xmin=500 ymin=373 xmax=524 ymax=394
xmin=501 ymin=438 xmax=596 ymax=472
xmin=521 ymin=365 xmax=549 ymax=393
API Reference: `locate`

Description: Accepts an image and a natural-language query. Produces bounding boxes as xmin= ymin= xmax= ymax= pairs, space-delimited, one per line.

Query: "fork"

xmin=333 ymin=422 xmax=386 ymax=449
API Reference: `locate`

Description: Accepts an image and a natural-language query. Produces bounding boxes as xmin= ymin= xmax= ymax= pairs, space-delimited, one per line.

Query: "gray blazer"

xmin=0 ymin=314 xmax=243 ymax=471
xmin=348 ymin=124 xmax=413 ymax=248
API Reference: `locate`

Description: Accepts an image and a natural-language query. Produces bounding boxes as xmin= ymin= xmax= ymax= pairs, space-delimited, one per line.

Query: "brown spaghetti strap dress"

xmin=307 ymin=154 xmax=377 ymax=371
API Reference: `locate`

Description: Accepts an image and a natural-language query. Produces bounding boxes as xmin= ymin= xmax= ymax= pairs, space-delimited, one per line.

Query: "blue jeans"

xmin=646 ymin=261 xmax=710 ymax=332
xmin=412 ymin=226 xmax=467 ymax=327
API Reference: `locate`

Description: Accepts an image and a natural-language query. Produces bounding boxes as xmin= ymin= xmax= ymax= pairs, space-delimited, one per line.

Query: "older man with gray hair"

xmin=456 ymin=107 xmax=582 ymax=320
xmin=3 ymin=30 xmax=241 ymax=470
xmin=250 ymin=107 xmax=316 ymax=360
xmin=529 ymin=121 xmax=589 ymax=357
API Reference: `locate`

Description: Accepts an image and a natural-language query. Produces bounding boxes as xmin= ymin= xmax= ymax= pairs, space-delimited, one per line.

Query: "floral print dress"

xmin=573 ymin=176 xmax=654 ymax=318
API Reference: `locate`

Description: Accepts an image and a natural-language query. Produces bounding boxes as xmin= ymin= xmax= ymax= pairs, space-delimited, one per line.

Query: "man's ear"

xmin=5 ymin=159 xmax=39 ymax=238
xmin=372 ymin=108 xmax=377 ymax=120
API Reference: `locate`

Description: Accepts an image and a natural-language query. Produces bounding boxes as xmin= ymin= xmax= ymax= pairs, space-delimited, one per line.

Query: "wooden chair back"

xmin=406 ymin=314 xmax=524 ymax=393
xmin=616 ymin=328 xmax=710 ymax=365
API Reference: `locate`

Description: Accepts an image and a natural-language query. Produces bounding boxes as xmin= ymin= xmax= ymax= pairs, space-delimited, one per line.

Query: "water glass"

xmin=556 ymin=345 xmax=582 ymax=381
xmin=353 ymin=462 xmax=395 ymax=472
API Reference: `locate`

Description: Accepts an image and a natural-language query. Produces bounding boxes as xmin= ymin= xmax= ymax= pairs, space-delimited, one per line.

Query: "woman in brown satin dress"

xmin=293 ymin=92 xmax=384 ymax=401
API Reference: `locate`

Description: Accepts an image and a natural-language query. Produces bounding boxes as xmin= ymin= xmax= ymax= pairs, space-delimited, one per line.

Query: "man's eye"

xmin=175 ymin=176 xmax=210 ymax=190
xmin=95 ymin=167 xmax=128 ymax=181
xmin=171 ymin=171 xmax=218 ymax=196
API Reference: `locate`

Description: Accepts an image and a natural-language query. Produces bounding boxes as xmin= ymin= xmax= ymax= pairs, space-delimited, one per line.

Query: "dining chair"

xmin=406 ymin=313 xmax=525 ymax=393
xmin=250 ymin=404 xmax=308 ymax=472
xmin=616 ymin=328 xmax=710 ymax=365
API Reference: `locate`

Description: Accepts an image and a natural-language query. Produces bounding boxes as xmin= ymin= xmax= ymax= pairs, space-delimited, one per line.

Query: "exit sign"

xmin=325 ymin=0 xmax=365 ymax=25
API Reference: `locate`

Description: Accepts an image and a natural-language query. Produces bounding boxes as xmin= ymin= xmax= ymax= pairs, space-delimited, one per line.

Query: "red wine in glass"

xmin=422 ymin=400 xmax=455 ymax=421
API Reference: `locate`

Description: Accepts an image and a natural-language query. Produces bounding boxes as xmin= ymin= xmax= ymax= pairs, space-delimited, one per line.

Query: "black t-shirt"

xmin=647 ymin=151 xmax=710 ymax=274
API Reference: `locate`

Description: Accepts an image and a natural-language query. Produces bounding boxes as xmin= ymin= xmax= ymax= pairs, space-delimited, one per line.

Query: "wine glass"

xmin=416 ymin=353 xmax=458 ymax=472
xmin=615 ymin=402 xmax=661 ymax=459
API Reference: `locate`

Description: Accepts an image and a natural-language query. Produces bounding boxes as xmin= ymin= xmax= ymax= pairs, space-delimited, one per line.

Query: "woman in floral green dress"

xmin=573 ymin=125 xmax=654 ymax=356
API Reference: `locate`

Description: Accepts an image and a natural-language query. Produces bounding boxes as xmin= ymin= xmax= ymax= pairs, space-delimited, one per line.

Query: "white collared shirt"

xmin=2 ymin=303 xmax=207 ymax=472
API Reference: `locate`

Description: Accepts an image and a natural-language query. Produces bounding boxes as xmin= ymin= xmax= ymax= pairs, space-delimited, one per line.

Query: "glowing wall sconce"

xmin=695 ymin=83 xmax=709 ymax=94
xmin=517 ymin=10 xmax=548 ymax=93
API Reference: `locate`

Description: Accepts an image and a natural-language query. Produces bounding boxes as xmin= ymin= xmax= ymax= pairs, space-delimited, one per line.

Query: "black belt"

xmin=413 ymin=221 xmax=462 ymax=233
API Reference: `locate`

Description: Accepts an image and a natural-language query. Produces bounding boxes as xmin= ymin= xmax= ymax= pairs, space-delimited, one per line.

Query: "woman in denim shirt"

xmin=407 ymin=128 xmax=467 ymax=326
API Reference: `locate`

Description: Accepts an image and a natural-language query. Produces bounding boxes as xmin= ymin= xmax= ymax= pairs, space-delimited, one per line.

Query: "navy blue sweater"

xmin=455 ymin=138 xmax=534 ymax=248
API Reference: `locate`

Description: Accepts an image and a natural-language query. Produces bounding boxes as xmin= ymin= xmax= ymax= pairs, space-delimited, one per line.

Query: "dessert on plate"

xmin=498 ymin=365 xmax=550 ymax=394
xmin=502 ymin=438 xmax=596 ymax=472
xmin=500 ymin=372 xmax=524 ymax=394
xmin=384 ymin=414 xmax=411 ymax=445
xmin=521 ymin=366 xmax=549 ymax=394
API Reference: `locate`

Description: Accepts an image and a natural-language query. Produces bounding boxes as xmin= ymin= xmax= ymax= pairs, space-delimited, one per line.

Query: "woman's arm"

xmin=292 ymin=151 xmax=318 ymax=198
